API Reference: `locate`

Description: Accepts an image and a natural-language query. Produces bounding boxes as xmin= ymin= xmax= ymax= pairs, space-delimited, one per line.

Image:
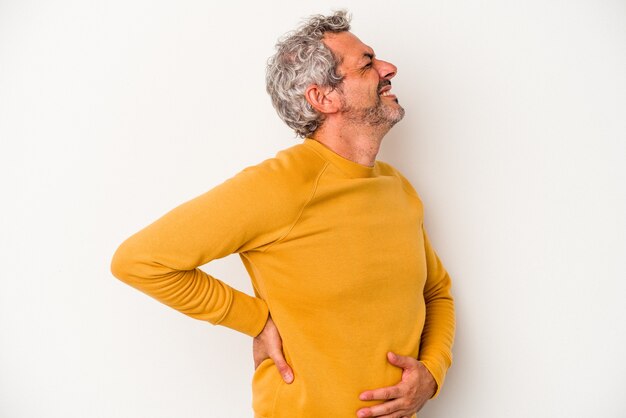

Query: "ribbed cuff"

xmin=217 ymin=288 xmax=269 ymax=337
xmin=419 ymin=352 xmax=451 ymax=399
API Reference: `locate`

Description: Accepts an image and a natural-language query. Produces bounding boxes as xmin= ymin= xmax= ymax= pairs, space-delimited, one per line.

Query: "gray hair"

xmin=265 ymin=10 xmax=351 ymax=138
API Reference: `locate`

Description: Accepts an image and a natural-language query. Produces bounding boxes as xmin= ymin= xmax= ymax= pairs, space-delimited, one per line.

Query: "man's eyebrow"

xmin=359 ymin=52 xmax=375 ymax=65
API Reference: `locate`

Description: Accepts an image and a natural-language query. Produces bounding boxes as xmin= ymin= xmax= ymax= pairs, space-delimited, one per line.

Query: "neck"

xmin=310 ymin=120 xmax=390 ymax=167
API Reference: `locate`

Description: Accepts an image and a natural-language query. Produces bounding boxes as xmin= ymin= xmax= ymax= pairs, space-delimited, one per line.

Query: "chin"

xmin=385 ymin=104 xmax=405 ymax=125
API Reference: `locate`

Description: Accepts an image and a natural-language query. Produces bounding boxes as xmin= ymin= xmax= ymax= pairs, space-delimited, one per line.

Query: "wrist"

xmin=418 ymin=361 xmax=437 ymax=398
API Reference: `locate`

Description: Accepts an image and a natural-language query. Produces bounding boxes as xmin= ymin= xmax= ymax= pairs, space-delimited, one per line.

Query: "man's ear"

xmin=305 ymin=84 xmax=341 ymax=115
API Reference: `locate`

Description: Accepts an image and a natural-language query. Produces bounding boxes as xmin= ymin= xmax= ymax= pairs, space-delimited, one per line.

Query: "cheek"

xmin=341 ymin=81 xmax=379 ymax=104
xmin=357 ymin=83 xmax=378 ymax=101
xmin=368 ymin=87 xmax=380 ymax=103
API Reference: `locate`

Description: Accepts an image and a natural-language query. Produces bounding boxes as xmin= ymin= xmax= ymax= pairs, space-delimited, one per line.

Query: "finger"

xmin=252 ymin=342 xmax=267 ymax=370
xmin=359 ymin=384 xmax=403 ymax=401
xmin=356 ymin=397 xmax=406 ymax=418
xmin=270 ymin=352 xmax=294 ymax=383
xmin=253 ymin=353 xmax=270 ymax=370
xmin=387 ymin=352 xmax=418 ymax=369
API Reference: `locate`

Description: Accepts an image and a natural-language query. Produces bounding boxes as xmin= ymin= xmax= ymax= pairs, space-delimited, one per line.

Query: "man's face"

xmin=323 ymin=31 xmax=405 ymax=128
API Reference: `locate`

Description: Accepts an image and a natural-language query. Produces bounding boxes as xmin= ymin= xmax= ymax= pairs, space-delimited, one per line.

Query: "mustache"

xmin=378 ymin=80 xmax=392 ymax=90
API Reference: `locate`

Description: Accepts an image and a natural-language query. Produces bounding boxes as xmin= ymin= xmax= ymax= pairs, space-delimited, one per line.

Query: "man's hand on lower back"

xmin=253 ymin=316 xmax=294 ymax=384
xmin=356 ymin=352 xmax=436 ymax=418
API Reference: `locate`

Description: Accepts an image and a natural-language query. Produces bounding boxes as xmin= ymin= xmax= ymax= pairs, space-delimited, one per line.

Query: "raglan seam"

xmin=260 ymin=160 xmax=329 ymax=253
xmin=305 ymin=144 xmax=361 ymax=179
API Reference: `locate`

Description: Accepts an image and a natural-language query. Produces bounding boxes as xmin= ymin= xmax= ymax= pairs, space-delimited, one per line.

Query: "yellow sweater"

xmin=110 ymin=138 xmax=455 ymax=417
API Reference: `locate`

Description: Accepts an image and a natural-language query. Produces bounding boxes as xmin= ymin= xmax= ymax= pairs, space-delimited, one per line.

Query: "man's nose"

xmin=376 ymin=59 xmax=397 ymax=80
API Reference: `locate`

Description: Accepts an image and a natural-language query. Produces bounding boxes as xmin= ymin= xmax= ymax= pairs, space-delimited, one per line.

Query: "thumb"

xmin=387 ymin=351 xmax=418 ymax=369
xmin=271 ymin=351 xmax=294 ymax=384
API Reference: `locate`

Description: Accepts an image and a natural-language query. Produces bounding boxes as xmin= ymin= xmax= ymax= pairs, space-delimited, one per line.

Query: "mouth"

xmin=378 ymin=83 xmax=396 ymax=98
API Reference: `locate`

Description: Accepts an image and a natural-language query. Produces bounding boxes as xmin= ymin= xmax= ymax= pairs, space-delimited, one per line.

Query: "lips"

xmin=378 ymin=82 xmax=393 ymax=96
xmin=379 ymin=87 xmax=393 ymax=97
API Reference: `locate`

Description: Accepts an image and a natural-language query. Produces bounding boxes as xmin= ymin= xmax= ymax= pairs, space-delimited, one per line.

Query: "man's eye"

xmin=363 ymin=62 xmax=372 ymax=69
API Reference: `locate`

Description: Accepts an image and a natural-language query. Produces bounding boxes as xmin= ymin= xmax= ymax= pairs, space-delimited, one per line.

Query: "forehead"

xmin=322 ymin=31 xmax=375 ymax=67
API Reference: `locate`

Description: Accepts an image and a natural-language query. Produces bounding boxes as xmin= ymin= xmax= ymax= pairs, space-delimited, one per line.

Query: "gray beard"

xmin=342 ymin=95 xmax=406 ymax=128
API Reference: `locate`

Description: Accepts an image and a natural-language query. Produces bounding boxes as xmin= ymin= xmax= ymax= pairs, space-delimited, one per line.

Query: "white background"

xmin=1 ymin=0 xmax=625 ymax=417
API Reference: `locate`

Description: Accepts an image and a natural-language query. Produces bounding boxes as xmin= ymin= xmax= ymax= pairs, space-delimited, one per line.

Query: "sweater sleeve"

xmin=418 ymin=225 xmax=456 ymax=399
xmin=110 ymin=157 xmax=307 ymax=337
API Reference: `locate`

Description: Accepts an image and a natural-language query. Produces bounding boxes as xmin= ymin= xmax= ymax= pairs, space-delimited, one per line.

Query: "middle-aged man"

xmin=111 ymin=10 xmax=455 ymax=418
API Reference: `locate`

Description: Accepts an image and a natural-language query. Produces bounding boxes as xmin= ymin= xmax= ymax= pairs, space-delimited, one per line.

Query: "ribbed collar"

xmin=303 ymin=138 xmax=379 ymax=179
